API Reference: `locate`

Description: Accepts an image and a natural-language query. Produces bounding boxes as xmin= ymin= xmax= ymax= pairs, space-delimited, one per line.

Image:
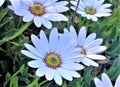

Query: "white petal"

xmin=61 ymin=63 xmax=84 ymax=70
xmin=23 ymin=13 xmax=34 ymax=22
xmin=84 ymin=0 xmax=94 ymax=7
xmin=71 ymin=6 xmax=86 ymax=15
xmin=9 ymin=0 xmax=20 ymax=9
xmin=36 ymin=65 xmax=48 ymax=77
xmin=58 ymin=40 xmax=76 ymax=55
xmin=41 ymin=17 xmax=52 ymax=29
xmin=28 ymin=60 xmax=44 ymax=68
xmin=82 ymin=58 xmax=99 ymax=67
xmin=91 ymin=16 xmax=98 ymax=21
xmin=31 ymin=34 xmax=46 ymax=56
xmin=84 ymin=33 xmax=96 ymax=46
xmin=69 ymin=25 xmax=78 ymax=40
xmin=78 ymin=26 xmax=86 ymax=46
xmin=45 ymin=68 xmax=54 ymax=80
xmin=45 ymin=6 xmax=68 ymax=13
xmin=57 ymin=68 xmax=73 ymax=81
xmin=54 ymin=70 xmax=62 ymax=85
xmin=115 ymin=74 xmax=120 ymax=87
xmin=94 ymin=0 xmax=104 ymax=8
xmin=86 ymin=54 xmax=106 ymax=60
xmin=36 ymin=68 xmax=45 ymax=77
xmin=62 ymin=53 xmax=84 ymax=62
xmin=14 ymin=9 xmax=30 ymax=16
xmin=55 ymin=1 xmax=68 ymax=6
xmin=43 ymin=0 xmax=58 ymax=6
xmin=39 ymin=30 xmax=49 ymax=53
xmin=99 ymin=4 xmax=112 ymax=9
xmin=0 ymin=0 xmax=5 ymax=6
xmin=85 ymin=39 xmax=103 ymax=49
xmin=69 ymin=71 xmax=80 ymax=78
xmin=79 ymin=0 xmax=86 ymax=8
xmin=71 ymin=1 xmax=84 ymax=11
xmin=49 ymin=28 xmax=58 ymax=52
xmin=34 ymin=16 xmax=42 ymax=27
xmin=21 ymin=0 xmax=34 ymax=7
xmin=56 ymin=31 xmax=69 ymax=53
xmin=95 ymin=13 xmax=111 ymax=17
xmin=87 ymin=46 xmax=107 ymax=54
xmin=102 ymin=73 xmax=113 ymax=87
xmin=24 ymin=43 xmax=44 ymax=58
xmin=94 ymin=78 xmax=104 ymax=87
xmin=43 ymin=13 xmax=68 ymax=21
xmin=21 ymin=50 xmax=42 ymax=59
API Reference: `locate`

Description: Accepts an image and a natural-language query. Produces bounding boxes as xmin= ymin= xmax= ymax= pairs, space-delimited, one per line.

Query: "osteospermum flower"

xmin=0 ymin=0 xmax=5 ymax=7
xmin=21 ymin=28 xmax=84 ymax=85
xmin=64 ymin=26 xmax=107 ymax=66
xmin=71 ymin=0 xmax=112 ymax=21
xmin=8 ymin=0 xmax=68 ymax=29
xmin=94 ymin=73 xmax=120 ymax=87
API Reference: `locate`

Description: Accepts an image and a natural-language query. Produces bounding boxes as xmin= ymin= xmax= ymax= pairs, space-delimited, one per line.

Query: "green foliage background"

xmin=0 ymin=0 xmax=120 ymax=87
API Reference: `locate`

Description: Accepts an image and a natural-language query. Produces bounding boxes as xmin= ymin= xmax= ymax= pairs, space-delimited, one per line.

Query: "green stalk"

xmin=39 ymin=80 xmax=48 ymax=87
xmin=28 ymin=77 xmax=40 ymax=87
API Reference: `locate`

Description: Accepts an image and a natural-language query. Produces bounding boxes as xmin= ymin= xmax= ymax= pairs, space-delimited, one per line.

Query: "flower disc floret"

xmin=45 ymin=52 xmax=61 ymax=68
xmin=30 ymin=2 xmax=45 ymax=16
xmin=85 ymin=6 xmax=96 ymax=15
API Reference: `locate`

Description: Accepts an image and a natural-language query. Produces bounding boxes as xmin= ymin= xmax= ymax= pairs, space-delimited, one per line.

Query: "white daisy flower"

xmin=8 ymin=0 xmax=68 ymax=29
xmin=0 ymin=0 xmax=5 ymax=7
xmin=94 ymin=73 xmax=120 ymax=87
xmin=21 ymin=28 xmax=84 ymax=85
xmin=64 ymin=26 xmax=107 ymax=67
xmin=71 ymin=0 xmax=112 ymax=21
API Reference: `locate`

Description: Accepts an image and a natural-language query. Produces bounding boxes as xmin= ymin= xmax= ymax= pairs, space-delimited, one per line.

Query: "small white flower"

xmin=71 ymin=0 xmax=112 ymax=21
xmin=21 ymin=28 xmax=84 ymax=85
xmin=8 ymin=0 xmax=68 ymax=29
xmin=0 ymin=0 xmax=5 ymax=7
xmin=64 ymin=26 xmax=107 ymax=67
xmin=94 ymin=73 xmax=120 ymax=87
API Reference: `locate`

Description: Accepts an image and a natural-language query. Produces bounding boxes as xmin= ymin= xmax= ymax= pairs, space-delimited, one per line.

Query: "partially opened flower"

xmin=71 ymin=0 xmax=112 ymax=21
xmin=94 ymin=73 xmax=120 ymax=87
xmin=64 ymin=26 xmax=107 ymax=67
xmin=0 ymin=0 xmax=5 ymax=7
xmin=8 ymin=0 xmax=68 ymax=29
xmin=21 ymin=28 xmax=84 ymax=85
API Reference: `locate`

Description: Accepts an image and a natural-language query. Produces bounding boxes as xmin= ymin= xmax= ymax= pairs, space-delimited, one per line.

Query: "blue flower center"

xmin=51 ymin=57 xmax=57 ymax=62
xmin=35 ymin=6 xmax=41 ymax=10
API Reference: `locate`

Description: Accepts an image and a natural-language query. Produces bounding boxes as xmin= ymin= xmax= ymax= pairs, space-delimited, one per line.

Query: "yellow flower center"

xmin=81 ymin=48 xmax=86 ymax=55
xmin=45 ymin=52 xmax=61 ymax=68
xmin=85 ymin=6 xmax=96 ymax=15
xmin=76 ymin=45 xmax=86 ymax=55
xmin=29 ymin=2 xmax=45 ymax=16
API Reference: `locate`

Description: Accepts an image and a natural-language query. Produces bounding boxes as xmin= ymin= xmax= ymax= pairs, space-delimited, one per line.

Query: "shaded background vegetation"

xmin=0 ymin=0 xmax=120 ymax=87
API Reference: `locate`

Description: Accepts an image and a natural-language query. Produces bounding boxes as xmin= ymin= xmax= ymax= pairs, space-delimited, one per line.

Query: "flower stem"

xmin=39 ymin=80 xmax=48 ymax=87
xmin=28 ymin=77 xmax=39 ymax=87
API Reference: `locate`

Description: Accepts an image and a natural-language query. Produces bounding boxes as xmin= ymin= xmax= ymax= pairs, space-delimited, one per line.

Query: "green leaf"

xmin=0 ymin=8 xmax=9 ymax=22
xmin=10 ymin=76 xmax=18 ymax=87
xmin=4 ymin=72 xmax=11 ymax=87
xmin=106 ymin=58 xmax=120 ymax=81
